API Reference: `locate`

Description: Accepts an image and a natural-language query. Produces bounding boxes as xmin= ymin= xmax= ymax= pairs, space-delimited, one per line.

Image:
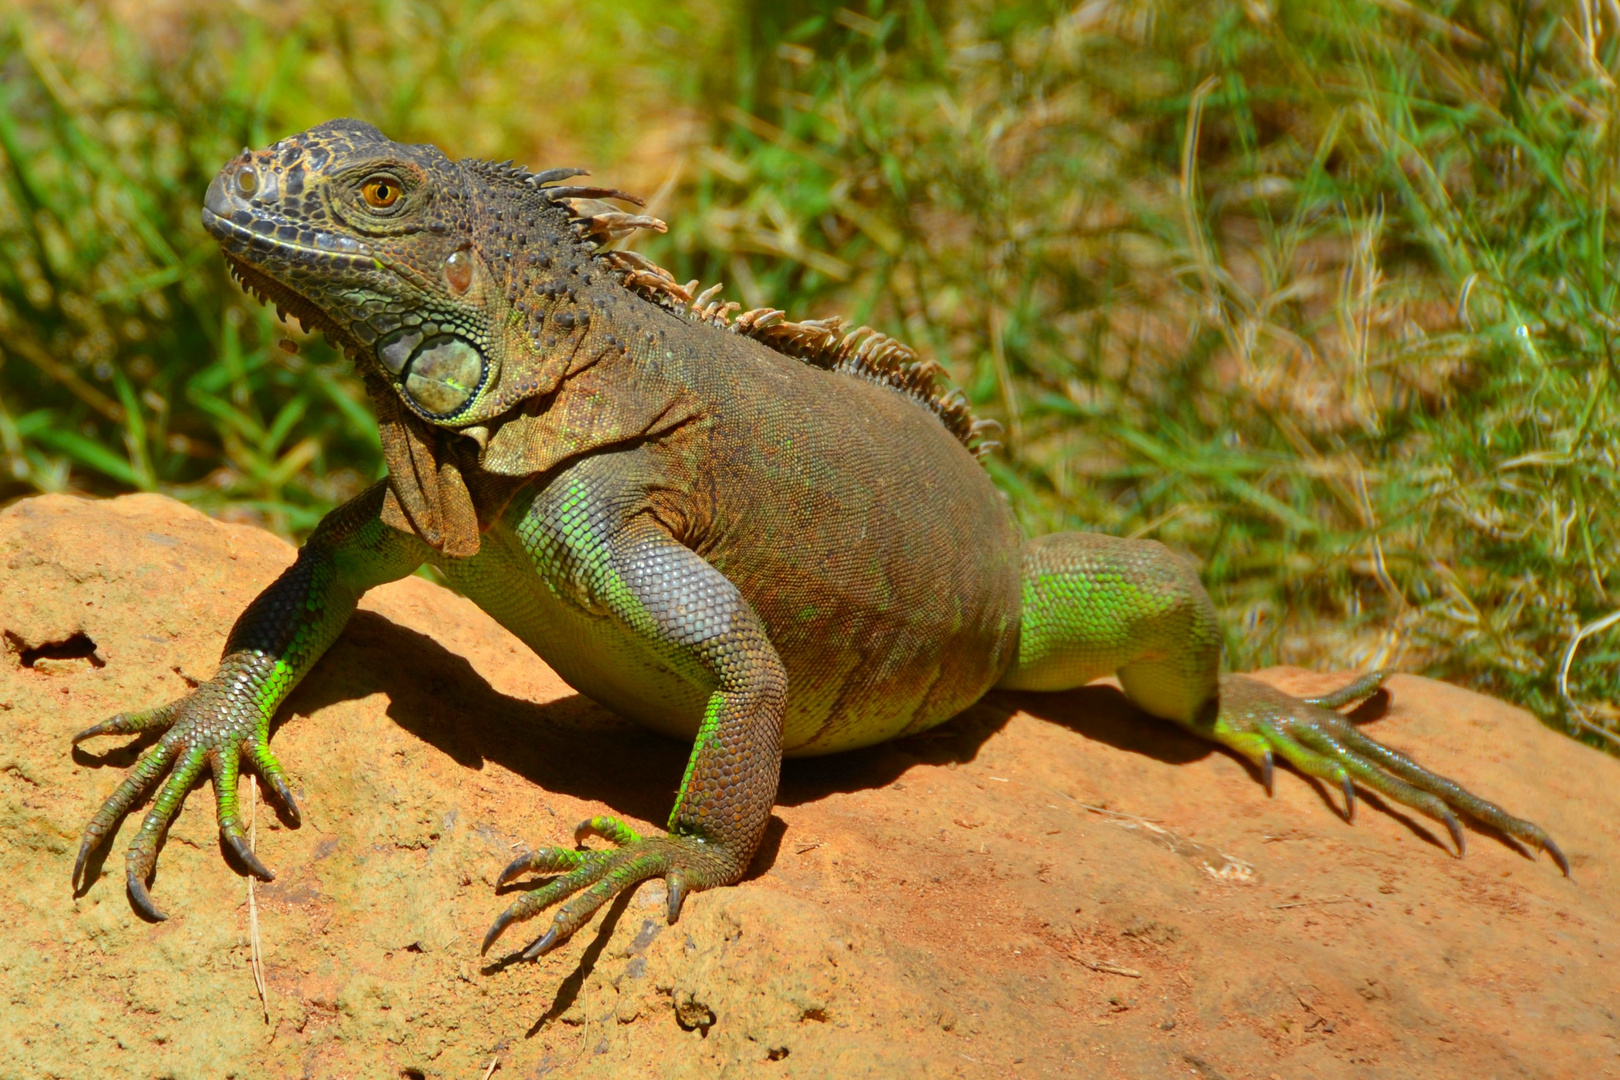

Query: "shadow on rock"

xmin=773 ymin=683 xmax=1221 ymax=808
xmin=774 ymin=696 xmax=1016 ymax=808
xmin=284 ymin=611 xmax=691 ymax=831
xmin=277 ymin=613 xmax=1433 ymax=868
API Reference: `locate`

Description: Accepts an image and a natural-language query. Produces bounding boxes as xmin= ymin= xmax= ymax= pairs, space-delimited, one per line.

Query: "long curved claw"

xmin=496 ymin=851 xmax=535 ymax=889
xmin=72 ymin=840 xmax=96 ymax=891
xmin=1212 ymin=674 xmax=1566 ymax=871
xmin=1261 ymin=750 xmax=1274 ymax=796
xmin=666 ymin=872 xmax=688 ymax=924
xmin=253 ymin=748 xmax=301 ymax=826
xmin=482 ymin=906 xmax=523 ymax=955
xmin=128 ymin=868 xmax=167 ymax=922
xmin=221 ymin=825 xmax=275 ymax=881
xmin=1442 ymin=810 xmax=1466 ymax=859
xmin=521 ymin=927 xmax=560 ymax=960
xmin=1542 ymin=836 xmax=1571 ymax=877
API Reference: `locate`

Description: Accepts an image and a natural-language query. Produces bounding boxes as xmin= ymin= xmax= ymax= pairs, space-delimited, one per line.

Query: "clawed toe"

xmin=481 ymin=826 xmax=727 ymax=959
xmin=665 ymin=872 xmax=688 ymax=923
xmin=481 ymin=905 xmax=522 ymax=955
xmin=221 ymin=827 xmax=275 ymax=881
xmin=1442 ymin=811 xmax=1466 ymax=858
xmin=1215 ymin=674 xmax=1566 ymax=873
xmin=496 ymin=846 xmax=584 ymax=888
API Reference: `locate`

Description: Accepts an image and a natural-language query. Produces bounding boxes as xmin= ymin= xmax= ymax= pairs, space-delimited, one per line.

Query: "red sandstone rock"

xmin=0 ymin=493 xmax=1615 ymax=1078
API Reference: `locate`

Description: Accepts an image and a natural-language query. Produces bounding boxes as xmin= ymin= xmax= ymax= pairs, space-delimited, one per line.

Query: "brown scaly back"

xmin=523 ymin=170 xmax=1003 ymax=460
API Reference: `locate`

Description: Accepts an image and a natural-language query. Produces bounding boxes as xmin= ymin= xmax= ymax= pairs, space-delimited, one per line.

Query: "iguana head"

xmin=202 ymin=118 xmax=611 ymax=429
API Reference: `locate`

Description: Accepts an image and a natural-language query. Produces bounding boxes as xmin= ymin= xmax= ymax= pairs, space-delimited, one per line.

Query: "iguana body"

xmin=73 ymin=120 xmax=1566 ymax=958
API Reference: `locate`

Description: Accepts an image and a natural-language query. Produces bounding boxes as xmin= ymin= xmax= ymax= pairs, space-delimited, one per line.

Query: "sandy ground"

xmin=0 ymin=492 xmax=1616 ymax=1079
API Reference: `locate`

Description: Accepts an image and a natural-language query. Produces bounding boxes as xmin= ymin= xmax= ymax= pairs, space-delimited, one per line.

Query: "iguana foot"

xmin=482 ymin=815 xmax=734 ymax=959
xmin=1212 ymin=673 xmax=1569 ymax=875
xmin=72 ymin=656 xmax=300 ymax=919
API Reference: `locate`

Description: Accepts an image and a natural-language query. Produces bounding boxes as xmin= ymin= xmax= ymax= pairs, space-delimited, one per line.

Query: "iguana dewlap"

xmin=70 ymin=119 xmax=1566 ymax=960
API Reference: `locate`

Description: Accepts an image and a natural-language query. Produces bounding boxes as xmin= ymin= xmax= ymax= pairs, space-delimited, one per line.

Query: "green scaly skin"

xmin=71 ymin=120 xmax=1566 ymax=960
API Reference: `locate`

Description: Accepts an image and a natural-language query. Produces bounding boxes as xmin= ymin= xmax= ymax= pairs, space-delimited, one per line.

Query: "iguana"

xmin=71 ymin=119 xmax=1567 ymax=960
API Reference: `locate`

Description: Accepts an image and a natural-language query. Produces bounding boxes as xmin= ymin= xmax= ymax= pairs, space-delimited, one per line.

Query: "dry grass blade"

xmin=248 ymin=774 xmax=269 ymax=1025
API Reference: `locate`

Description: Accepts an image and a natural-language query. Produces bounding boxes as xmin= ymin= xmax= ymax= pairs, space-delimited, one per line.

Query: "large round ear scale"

xmin=403 ymin=337 xmax=486 ymax=418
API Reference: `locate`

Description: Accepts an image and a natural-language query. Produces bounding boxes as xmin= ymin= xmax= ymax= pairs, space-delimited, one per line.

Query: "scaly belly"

xmin=439 ymin=518 xmax=1017 ymax=757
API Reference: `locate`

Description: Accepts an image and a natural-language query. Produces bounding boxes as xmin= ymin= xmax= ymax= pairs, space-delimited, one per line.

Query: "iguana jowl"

xmin=71 ymin=119 xmax=1567 ymax=958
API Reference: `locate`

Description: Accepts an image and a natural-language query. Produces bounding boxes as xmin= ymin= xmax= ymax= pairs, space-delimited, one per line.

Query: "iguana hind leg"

xmin=999 ymin=531 xmax=1567 ymax=874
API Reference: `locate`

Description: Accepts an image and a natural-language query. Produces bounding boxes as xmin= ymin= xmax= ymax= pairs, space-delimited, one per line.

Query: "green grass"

xmin=1 ymin=0 xmax=1617 ymax=748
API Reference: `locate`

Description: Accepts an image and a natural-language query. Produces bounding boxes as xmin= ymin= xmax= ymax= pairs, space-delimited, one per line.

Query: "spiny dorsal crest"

xmin=506 ymin=165 xmax=1001 ymax=460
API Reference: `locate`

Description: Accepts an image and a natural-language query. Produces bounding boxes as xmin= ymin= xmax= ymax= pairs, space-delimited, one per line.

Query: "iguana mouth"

xmin=201 ymin=204 xmax=373 ymax=260
xmin=218 ymin=252 xmax=352 ymax=350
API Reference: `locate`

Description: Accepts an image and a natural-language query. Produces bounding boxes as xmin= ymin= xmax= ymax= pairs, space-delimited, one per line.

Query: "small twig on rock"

xmin=1065 ymin=923 xmax=1142 ymax=978
xmin=1080 ymin=803 xmax=1161 ymax=824
xmin=248 ymin=774 xmax=269 ymax=1024
xmin=1293 ymin=986 xmax=1335 ymax=1033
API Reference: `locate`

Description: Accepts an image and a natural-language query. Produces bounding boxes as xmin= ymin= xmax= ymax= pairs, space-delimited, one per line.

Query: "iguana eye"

xmin=361 ymin=175 xmax=402 ymax=210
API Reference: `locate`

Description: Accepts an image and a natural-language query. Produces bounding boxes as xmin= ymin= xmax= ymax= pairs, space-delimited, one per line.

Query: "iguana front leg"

xmin=72 ymin=483 xmax=429 ymax=918
xmin=999 ymin=532 xmax=1568 ymax=873
xmin=480 ymin=512 xmax=787 ymax=959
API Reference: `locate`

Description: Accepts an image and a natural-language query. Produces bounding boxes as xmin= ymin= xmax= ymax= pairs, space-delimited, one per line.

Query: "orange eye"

xmin=361 ymin=176 xmax=402 ymax=209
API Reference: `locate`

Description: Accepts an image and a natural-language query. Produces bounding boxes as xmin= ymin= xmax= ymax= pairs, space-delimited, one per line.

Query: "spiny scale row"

xmin=581 ymin=236 xmax=999 ymax=459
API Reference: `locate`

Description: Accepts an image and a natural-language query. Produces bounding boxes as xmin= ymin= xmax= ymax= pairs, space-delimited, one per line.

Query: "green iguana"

xmin=71 ymin=119 xmax=1567 ymax=960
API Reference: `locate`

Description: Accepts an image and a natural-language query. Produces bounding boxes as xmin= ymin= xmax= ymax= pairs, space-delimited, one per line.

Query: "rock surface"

xmin=0 ymin=492 xmax=1616 ymax=1079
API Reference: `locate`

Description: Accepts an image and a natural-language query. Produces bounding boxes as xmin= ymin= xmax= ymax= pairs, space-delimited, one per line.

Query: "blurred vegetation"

xmin=1 ymin=0 xmax=1617 ymax=748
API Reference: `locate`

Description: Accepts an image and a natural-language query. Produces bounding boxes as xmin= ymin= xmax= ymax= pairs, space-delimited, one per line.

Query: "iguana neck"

xmin=460 ymin=267 xmax=698 ymax=480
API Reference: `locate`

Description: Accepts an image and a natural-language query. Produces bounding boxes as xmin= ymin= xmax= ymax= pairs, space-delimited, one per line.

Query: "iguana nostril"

xmin=235 ymin=166 xmax=258 ymax=198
